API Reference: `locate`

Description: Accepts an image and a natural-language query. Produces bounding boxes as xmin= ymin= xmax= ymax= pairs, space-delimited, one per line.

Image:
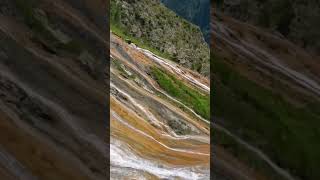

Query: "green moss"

xmin=151 ymin=67 xmax=210 ymax=120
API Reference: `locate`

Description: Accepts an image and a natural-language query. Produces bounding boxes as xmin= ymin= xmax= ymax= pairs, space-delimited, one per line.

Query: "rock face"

xmin=0 ymin=0 xmax=108 ymax=179
xmin=217 ymin=0 xmax=320 ymax=55
xmin=160 ymin=0 xmax=210 ymax=43
xmin=111 ymin=0 xmax=210 ymax=77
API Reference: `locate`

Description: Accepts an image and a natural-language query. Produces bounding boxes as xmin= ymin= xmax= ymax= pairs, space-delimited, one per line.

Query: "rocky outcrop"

xmin=111 ymin=0 xmax=210 ymax=77
xmin=0 ymin=0 xmax=108 ymax=179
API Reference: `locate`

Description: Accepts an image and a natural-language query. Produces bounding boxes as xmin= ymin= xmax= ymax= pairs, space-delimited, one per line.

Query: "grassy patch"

xmin=212 ymin=53 xmax=320 ymax=180
xmin=151 ymin=67 xmax=210 ymax=120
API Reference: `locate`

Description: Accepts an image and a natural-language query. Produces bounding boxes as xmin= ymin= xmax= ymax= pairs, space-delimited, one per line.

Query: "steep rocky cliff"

xmin=0 ymin=0 xmax=108 ymax=179
xmin=111 ymin=0 xmax=210 ymax=77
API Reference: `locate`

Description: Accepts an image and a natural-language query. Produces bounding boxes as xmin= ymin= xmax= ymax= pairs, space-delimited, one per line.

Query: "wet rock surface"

xmin=110 ymin=32 xmax=210 ymax=179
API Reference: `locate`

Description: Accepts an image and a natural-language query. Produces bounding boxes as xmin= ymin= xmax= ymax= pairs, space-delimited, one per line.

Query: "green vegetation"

xmin=111 ymin=57 xmax=136 ymax=80
xmin=110 ymin=24 xmax=172 ymax=60
xmin=160 ymin=0 xmax=210 ymax=42
xmin=212 ymin=53 xmax=320 ymax=180
xmin=151 ymin=67 xmax=209 ymax=120
xmin=110 ymin=0 xmax=173 ymax=60
xmin=110 ymin=0 xmax=209 ymax=76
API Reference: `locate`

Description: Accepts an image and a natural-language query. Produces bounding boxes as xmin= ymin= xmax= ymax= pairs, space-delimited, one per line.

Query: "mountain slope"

xmin=110 ymin=0 xmax=210 ymax=179
xmin=0 ymin=0 xmax=108 ymax=179
xmin=212 ymin=6 xmax=320 ymax=180
xmin=110 ymin=33 xmax=210 ymax=179
xmin=110 ymin=0 xmax=210 ymax=77
xmin=160 ymin=0 xmax=210 ymax=43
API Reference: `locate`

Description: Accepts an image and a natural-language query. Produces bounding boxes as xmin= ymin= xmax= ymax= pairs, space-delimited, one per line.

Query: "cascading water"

xmin=110 ymin=33 xmax=210 ymax=179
